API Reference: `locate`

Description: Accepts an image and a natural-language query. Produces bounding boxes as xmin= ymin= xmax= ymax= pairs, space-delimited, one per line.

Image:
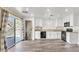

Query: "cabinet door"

xmin=35 ymin=19 xmax=42 ymax=27
xmin=70 ymin=33 xmax=78 ymax=44
xmin=35 ymin=31 xmax=40 ymax=39
xmin=57 ymin=32 xmax=61 ymax=39
xmin=52 ymin=32 xmax=57 ymax=39
xmin=66 ymin=32 xmax=70 ymax=43
xmin=46 ymin=31 xmax=51 ymax=39
xmin=46 ymin=31 xmax=57 ymax=39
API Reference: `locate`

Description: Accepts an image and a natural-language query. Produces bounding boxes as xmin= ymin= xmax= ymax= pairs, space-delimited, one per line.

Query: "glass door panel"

xmin=15 ymin=18 xmax=23 ymax=43
xmin=5 ymin=14 xmax=15 ymax=49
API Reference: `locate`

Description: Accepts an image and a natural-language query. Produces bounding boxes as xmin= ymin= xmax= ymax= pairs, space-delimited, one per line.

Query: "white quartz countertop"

xmin=66 ymin=31 xmax=78 ymax=33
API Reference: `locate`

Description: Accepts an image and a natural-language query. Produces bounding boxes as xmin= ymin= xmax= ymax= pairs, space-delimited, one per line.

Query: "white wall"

xmin=0 ymin=8 xmax=1 ymax=28
xmin=73 ymin=12 xmax=79 ymax=26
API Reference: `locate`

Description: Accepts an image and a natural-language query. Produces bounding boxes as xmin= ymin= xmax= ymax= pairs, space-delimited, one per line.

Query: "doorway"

xmin=25 ymin=21 xmax=32 ymax=40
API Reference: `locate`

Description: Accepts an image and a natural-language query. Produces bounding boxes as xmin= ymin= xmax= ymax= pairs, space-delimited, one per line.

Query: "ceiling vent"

xmin=22 ymin=8 xmax=29 ymax=13
xmin=22 ymin=11 xmax=28 ymax=13
xmin=50 ymin=14 xmax=53 ymax=16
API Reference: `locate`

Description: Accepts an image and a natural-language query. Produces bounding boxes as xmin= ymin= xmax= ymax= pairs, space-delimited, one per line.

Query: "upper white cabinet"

xmin=63 ymin=13 xmax=79 ymax=27
xmin=70 ymin=14 xmax=73 ymax=26
xmin=63 ymin=14 xmax=73 ymax=26
xmin=35 ymin=18 xmax=57 ymax=28
xmin=35 ymin=19 xmax=42 ymax=27
xmin=57 ymin=18 xmax=64 ymax=27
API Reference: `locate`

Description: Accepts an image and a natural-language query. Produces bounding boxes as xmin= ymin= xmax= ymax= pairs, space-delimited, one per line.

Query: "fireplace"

xmin=40 ymin=31 xmax=46 ymax=38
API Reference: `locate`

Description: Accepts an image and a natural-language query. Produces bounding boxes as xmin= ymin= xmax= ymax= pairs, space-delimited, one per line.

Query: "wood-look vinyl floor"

xmin=8 ymin=39 xmax=79 ymax=52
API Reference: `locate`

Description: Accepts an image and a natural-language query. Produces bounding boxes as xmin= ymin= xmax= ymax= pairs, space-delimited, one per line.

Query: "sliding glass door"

xmin=5 ymin=14 xmax=15 ymax=49
xmin=15 ymin=18 xmax=23 ymax=43
xmin=1 ymin=9 xmax=24 ymax=49
xmin=5 ymin=14 xmax=24 ymax=48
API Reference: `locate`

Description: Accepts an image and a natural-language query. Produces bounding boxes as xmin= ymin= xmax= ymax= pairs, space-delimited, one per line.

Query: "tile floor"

xmin=8 ymin=39 xmax=79 ymax=52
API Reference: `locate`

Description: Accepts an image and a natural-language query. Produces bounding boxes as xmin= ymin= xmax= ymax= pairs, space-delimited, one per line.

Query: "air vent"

xmin=22 ymin=11 xmax=28 ymax=13
xmin=50 ymin=14 xmax=53 ymax=16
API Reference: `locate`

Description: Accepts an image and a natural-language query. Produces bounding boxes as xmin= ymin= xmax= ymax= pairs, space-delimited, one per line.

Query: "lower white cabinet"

xmin=35 ymin=31 xmax=40 ymax=39
xmin=57 ymin=32 xmax=61 ymax=39
xmin=66 ymin=32 xmax=78 ymax=44
xmin=46 ymin=31 xmax=57 ymax=39
xmin=46 ymin=32 xmax=50 ymax=39
xmin=35 ymin=31 xmax=61 ymax=39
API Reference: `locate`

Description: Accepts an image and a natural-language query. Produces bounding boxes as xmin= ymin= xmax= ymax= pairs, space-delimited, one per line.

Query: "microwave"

xmin=64 ymin=22 xmax=70 ymax=27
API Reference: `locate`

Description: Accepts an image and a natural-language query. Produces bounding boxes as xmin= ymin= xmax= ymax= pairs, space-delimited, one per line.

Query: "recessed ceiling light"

xmin=47 ymin=8 xmax=50 ymax=12
xmin=25 ymin=8 xmax=29 ymax=11
xmin=65 ymin=8 xmax=68 ymax=12
xmin=22 ymin=8 xmax=29 ymax=13
xmin=50 ymin=14 xmax=53 ymax=16
xmin=30 ymin=13 xmax=34 ymax=16
xmin=22 ymin=11 xmax=28 ymax=13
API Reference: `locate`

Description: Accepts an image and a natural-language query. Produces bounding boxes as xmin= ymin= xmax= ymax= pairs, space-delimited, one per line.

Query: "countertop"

xmin=35 ymin=29 xmax=78 ymax=33
xmin=35 ymin=28 xmax=64 ymax=31
xmin=35 ymin=26 xmax=79 ymax=33
xmin=66 ymin=31 xmax=78 ymax=33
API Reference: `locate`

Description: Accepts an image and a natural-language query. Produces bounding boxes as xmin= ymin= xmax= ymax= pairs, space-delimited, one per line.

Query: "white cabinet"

xmin=46 ymin=31 xmax=52 ymax=39
xmin=66 ymin=32 xmax=70 ymax=43
xmin=35 ymin=31 xmax=40 ymax=39
xmin=63 ymin=14 xmax=79 ymax=27
xmin=66 ymin=32 xmax=78 ymax=44
xmin=57 ymin=32 xmax=61 ymax=39
xmin=35 ymin=31 xmax=61 ymax=40
xmin=35 ymin=19 xmax=42 ymax=27
xmin=53 ymin=32 xmax=57 ymax=39
xmin=57 ymin=18 xmax=64 ymax=27
xmin=46 ymin=31 xmax=58 ymax=39
xmin=63 ymin=14 xmax=73 ymax=26
xmin=70 ymin=14 xmax=73 ymax=26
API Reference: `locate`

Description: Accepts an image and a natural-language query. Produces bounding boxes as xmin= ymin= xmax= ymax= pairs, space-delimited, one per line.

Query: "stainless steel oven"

xmin=40 ymin=31 xmax=46 ymax=38
xmin=61 ymin=31 xmax=66 ymax=42
xmin=64 ymin=22 xmax=70 ymax=27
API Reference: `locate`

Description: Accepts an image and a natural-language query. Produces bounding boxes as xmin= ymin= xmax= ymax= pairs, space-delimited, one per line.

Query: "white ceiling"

xmin=15 ymin=7 xmax=79 ymax=19
xmin=3 ymin=7 xmax=25 ymax=18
